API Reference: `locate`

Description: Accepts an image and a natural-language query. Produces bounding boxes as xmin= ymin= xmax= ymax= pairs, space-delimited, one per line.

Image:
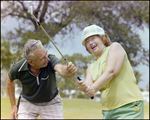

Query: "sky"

xmin=1 ymin=9 xmax=149 ymax=91
xmin=48 ymin=26 xmax=149 ymax=91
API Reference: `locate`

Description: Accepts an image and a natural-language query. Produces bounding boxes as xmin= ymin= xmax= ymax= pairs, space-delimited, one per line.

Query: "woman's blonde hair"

xmin=99 ymin=33 xmax=111 ymax=47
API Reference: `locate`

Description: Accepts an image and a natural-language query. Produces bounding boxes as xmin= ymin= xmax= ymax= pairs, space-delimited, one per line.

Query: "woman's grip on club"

xmin=77 ymin=77 xmax=94 ymax=99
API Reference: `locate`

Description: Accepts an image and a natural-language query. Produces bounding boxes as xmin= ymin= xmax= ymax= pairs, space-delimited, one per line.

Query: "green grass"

xmin=63 ymin=98 xmax=102 ymax=119
xmin=1 ymin=97 xmax=12 ymax=118
xmin=1 ymin=97 xmax=149 ymax=119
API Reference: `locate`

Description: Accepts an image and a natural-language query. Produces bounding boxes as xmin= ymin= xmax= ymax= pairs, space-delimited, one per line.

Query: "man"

xmin=7 ymin=39 xmax=77 ymax=119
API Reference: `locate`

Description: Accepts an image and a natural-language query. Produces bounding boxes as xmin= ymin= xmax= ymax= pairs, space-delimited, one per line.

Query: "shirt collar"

xmin=18 ymin=59 xmax=29 ymax=72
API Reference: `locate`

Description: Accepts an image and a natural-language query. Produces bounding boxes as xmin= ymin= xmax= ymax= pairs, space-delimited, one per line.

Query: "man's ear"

xmin=28 ymin=60 xmax=34 ymax=66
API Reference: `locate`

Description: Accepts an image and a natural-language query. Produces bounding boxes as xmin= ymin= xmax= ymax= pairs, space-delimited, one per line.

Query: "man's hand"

xmin=66 ymin=62 xmax=77 ymax=74
xmin=11 ymin=105 xmax=18 ymax=119
xmin=7 ymin=75 xmax=18 ymax=119
xmin=64 ymin=62 xmax=77 ymax=77
xmin=54 ymin=62 xmax=77 ymax=77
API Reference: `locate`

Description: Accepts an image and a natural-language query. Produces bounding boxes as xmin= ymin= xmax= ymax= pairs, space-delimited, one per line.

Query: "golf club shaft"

xmin=31 ymin=13 xmax=80 ymax=78
xmin=30 ymin=6 xmax=94 ymax=99
xmin=13 ymin=95 xmax=21 ymax=119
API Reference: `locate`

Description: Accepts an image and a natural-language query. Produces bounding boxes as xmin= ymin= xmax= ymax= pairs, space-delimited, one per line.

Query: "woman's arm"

xmin=92 ymin=42 xmax=126 ymax=93
xmin=76 ymin=65 xmax=93 ymax=92
xmin=84 ymin=65 xmax=94 ymax=85
xmin=85 ymin=42 xmax=126 ymax=97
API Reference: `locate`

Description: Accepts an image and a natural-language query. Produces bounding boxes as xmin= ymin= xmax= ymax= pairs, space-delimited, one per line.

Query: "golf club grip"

xmin=77 ymin=77 xmax=94 ymax=99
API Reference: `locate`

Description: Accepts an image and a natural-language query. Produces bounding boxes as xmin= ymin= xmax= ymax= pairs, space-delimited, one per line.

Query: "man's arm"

xmin=7 ymin=74 xmax=18 ymax=119
xmin=54 ymin=62 xmax=77 ymax=77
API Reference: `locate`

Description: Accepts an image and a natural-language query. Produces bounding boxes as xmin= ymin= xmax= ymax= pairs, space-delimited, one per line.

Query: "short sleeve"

xmin=8 ymin=63 xmax=19 ymax=81
xmin=48 ymin=54 xmax=61 ymax=69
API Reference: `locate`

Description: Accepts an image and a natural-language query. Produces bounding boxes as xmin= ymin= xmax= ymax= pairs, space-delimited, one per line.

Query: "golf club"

xmin=30 ymin=6 xmax=94 ymax=99
xmin=13 ymin=95 xmax=21 ymax=119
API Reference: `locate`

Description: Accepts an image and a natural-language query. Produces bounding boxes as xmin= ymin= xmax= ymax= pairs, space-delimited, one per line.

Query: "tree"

xmin=57 ymin=53 xmax=95 ymax=98
xmin=1 ymin=1 xmax=149 ymax=91
xmin=1 ymin=35 xmax=18 ymax=70
xmin=1 ymin=1 xmax=149 ymax=69
xmin=63 ymin=1 xmax=149 ymax=67
xmin=59 ymin=1 xmax=149 ymax=87
xmin=1 ymin=1 xmax=76 ymax=68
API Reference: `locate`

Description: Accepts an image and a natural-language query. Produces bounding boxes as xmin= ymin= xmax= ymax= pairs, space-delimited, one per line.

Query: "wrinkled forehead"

xmin=33 ymin=46 xmax=46 ymax=57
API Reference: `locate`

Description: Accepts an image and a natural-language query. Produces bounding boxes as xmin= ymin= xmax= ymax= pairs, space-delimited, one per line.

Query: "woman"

xmin=77 ymin=24 xmax=144 ymax=119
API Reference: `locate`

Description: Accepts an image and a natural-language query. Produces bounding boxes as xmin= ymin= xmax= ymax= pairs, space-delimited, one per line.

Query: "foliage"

xmin=1 ymin=35 xmax=21 ymax=69
xmin=1 ymin=1 xmax=149 ymax=91
xmin=1 ymin=1 xmax=76 ymax=64
xmin=56 ymin=53 xmax=95 ymax=98
xmin=1 ymin=1 xmax=149 ymax=69
xmin=63 ymin=1 xmax=149 ymax=66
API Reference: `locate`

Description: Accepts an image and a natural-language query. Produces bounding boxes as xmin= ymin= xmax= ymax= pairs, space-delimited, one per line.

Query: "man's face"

xmin=32 ymin=46 xmax=50 ymax=69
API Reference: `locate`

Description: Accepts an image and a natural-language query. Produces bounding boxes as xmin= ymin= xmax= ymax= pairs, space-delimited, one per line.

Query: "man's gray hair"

xmin=22 ymin=39 xmax=43 ymax=60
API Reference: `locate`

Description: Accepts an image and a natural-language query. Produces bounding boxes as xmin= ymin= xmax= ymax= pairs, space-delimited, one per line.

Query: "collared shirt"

xmin=8 ymin=54 xmax=61 ymax=103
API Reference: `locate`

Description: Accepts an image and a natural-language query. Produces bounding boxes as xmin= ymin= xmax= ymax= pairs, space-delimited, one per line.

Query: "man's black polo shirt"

xmin=8 ymin=54 xmax=61 ymax=103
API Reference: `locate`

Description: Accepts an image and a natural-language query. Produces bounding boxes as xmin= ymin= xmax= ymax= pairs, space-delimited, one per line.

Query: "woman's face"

xmin=85 ymin=35 xmax=106 ymax=57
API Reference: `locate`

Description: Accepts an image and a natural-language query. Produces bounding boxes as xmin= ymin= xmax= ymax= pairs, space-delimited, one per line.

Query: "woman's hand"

xmin=85 ymin=86 xmax=95 ymax=98
xmin=77 ymin=80 xmax=88 ymax=92
xmin=77 ymin=80 xmax=95 ymax=97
